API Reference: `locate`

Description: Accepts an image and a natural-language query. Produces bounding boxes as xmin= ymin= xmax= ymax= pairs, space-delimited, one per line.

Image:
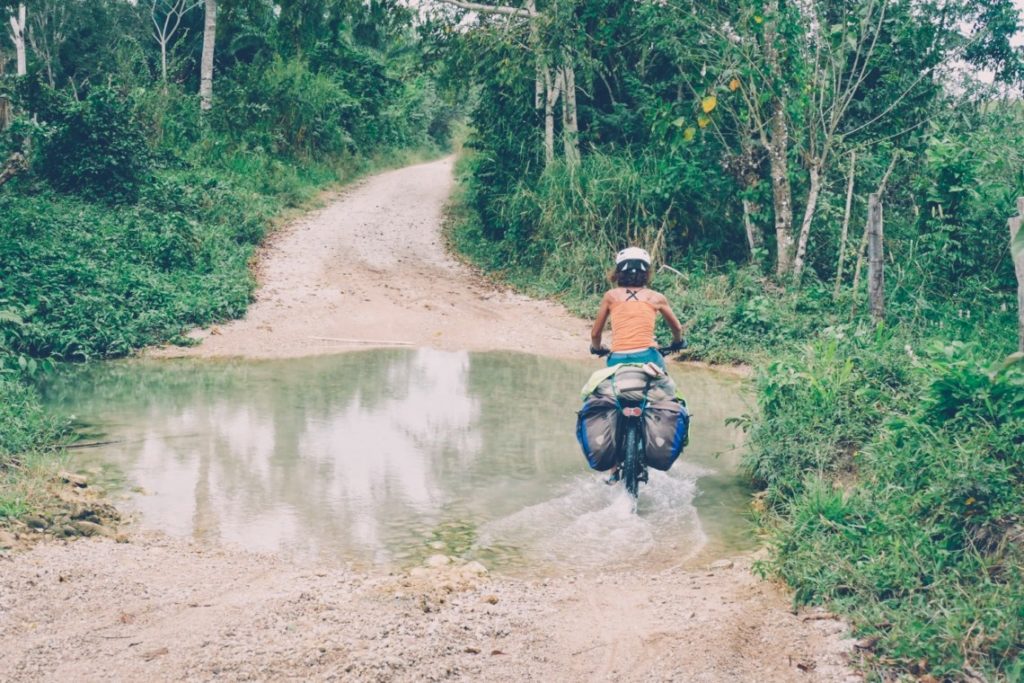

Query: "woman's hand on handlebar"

xmin=590 ymin=345 xmax=610 ymax=357
xmin=658 ymin=339 xmax=688 ymax=355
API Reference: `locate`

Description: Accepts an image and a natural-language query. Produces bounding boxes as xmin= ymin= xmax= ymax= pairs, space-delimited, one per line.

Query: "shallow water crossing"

xmin=43 ymin=350 xmax=755 ymax=574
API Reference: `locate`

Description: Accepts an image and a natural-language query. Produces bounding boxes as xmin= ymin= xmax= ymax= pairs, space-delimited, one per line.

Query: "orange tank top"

xmin=609 ymin=290 xmax=657 ymax=352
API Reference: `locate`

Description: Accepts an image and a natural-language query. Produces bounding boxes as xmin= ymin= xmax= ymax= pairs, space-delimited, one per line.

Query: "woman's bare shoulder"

xmin=646 ymin=289 xmax=669 ymax=305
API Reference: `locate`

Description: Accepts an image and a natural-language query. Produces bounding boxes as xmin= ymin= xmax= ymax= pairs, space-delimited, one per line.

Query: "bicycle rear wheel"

xmin=621 ymin=422 xmax=642 ymax=498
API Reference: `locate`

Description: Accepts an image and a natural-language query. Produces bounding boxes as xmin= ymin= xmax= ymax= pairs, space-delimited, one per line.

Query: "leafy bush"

xmin=742 ymin=328 xmax=914 ymax=507
xmin=756 ymin=343 xmax=1024 ymax=678
xmin=215 ymin=58 xmax=361 ymax=159
xmin=39 ymin=87 xmax=152 ymax=203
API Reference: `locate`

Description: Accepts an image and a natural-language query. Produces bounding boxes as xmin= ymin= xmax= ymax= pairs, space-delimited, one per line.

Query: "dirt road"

xmin=1 ymin=159 xmax=859 ymax=682
xmin=0 ymin=535 xmax=856 ymax=682
xmin=151 ymin=157 xmax=587 ymax=359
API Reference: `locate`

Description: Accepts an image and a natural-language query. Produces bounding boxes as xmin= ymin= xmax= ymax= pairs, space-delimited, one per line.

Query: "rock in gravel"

xmin=709 ymin=560 xmax=734 ymax=570
xmin=59 ymin=471 xmax=89 ymax=488
xmin=70 ymin=521 xmax=114 ymax=538
xmin=69 ymin=505 xmax=99 ymax=521
xmin=425 ymin=554 xmax=451 ymax=568
xmin=462 ymin=561 xmax=488 ymax=576
xmin=24 ymin=515 xmax=48 ymax=530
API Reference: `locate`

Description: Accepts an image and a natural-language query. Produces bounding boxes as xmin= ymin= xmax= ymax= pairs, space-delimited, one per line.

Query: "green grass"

xmin=0 ymin=378 xmax=67 ymax=521
xmin=754 ymin=341 xmax=1024 ymax=680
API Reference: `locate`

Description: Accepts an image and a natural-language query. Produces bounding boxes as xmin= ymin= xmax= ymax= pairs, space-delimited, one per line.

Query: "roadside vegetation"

xmin=437 ymin=0 xmax=1024 ymax=678
xmin=0 ymin=1 xmax=460 ymax=524
xmin=4 ymin=0 xmax=1024 ymax=677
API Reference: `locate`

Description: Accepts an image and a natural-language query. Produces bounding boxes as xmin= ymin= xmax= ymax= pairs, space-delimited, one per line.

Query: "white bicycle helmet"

xmin=615 ymin=247 xmax=651 ymax=268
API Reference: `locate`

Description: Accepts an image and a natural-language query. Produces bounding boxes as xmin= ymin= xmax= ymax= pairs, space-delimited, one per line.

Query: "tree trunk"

xmin=544 ymin=68 xmax=561 ymax=166
xmin=561 ymin=62 xmax=579 ymax=166
xmin=742 ymin=198 xmax=764 ymax=262
xmin=0 ymin=95 xmax=10 ymax=131
xmin=535 ymin=66 xmax=544 ymax=110
xmin=792 ymin=161 xmax=822 ymax=282
xmin=10 ymin=4 xmax=27 ymax=76
xmin=834 ymin=150 xmax=857 ymax=298
xmin=1010 ymin=197 xmax=1024 ymax=353
xmin=762 ymin=0 xmax=793 ymax=277
xmin=200 ymin=0 xmax=217 ymax=111
xmin=0 ymin=152 xmax=26 ymax=188
xmin=867 ymin=192 xmax=884 ymax=323
xmin=160 ymin=41 xmax=168 ymax=85
xmin=528 ymin=0 xmax=542 ymax=111
xmin=768 ymin=102 xmax=793 ymax=276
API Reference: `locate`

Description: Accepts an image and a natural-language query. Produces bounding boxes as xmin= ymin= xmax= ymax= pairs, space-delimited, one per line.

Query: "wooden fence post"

xmin=867 ymin=193 xmax=884 ymax=323
xmin=1010 ymin=197 xmax=1024 ymax=353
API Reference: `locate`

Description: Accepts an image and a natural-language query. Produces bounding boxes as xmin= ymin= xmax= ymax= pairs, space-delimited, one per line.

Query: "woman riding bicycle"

xmin=590 ymin=247 xmax=685 ymax=369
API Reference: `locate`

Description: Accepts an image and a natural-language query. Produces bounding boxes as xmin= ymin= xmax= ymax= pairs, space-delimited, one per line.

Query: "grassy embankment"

xmin=0 ymin=124 xmax=443 ymax=527
xmin=447 ymin=151 xmax=1024 ymax=680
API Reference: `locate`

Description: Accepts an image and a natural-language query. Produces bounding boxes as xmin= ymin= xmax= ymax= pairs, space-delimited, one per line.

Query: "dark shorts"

xmin=607 ymin=347 xmax=666 ymax=370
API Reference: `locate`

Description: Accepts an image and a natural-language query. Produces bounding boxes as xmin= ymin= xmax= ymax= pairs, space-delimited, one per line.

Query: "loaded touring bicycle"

xmin=576 ymin=345 xmax=691 ymax=499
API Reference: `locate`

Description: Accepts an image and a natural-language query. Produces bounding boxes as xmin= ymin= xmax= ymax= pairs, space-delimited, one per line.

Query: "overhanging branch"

xmin=433 ymin=0 xmax=535 ymax=18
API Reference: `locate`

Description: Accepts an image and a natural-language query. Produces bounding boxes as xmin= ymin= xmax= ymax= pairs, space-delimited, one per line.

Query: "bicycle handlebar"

xmin=590 ymin=340 xmax=688 ymax=358
xmin=657 ymin=340 xmax=688 ymax=355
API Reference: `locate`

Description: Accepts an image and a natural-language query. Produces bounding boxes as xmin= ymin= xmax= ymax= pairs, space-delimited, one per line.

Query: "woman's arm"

xmin=590 ymin=292 xmax=611 ymax=350
xmin=657 ymin=294 xmax=684 ymax=343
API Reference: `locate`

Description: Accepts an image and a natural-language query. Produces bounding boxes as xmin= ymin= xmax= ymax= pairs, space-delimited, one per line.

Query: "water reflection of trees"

xmin=43 ymin=352 xmax=755 ymax=563
xmin=46 ymin=350 xmax=483 ymax=561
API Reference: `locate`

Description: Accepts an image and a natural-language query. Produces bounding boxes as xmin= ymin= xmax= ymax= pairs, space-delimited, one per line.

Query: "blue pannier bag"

xmin=575 ymin=395 xmax=618 ymax=471
xmin=643 ymin=399 xmax=689 ymax=471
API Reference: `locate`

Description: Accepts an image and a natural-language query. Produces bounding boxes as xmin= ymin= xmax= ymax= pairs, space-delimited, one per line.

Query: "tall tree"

xmin=434 ymin=0 xmax=580 ymax=167
xmin=151 ymin=0 xmax=200 ymax=87
xmin=200 ymin=0 xmax=216 ymax=111
xmin=7 ymin=2 xmax=26 ymax=76
xmin=761 ymin=0 xmax=796 ymax=277
xmin=26 ymin=0 xmax=71 ymax=87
